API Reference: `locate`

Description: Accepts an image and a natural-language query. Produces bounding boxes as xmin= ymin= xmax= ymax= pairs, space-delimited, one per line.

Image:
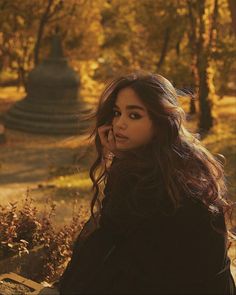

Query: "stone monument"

xmin=4 ymin=32 xmax=91 ymax=135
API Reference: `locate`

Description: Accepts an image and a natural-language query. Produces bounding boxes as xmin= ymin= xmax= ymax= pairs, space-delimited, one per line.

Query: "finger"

xmin=97 ymin=125 xmax=111 ymax=144
xmin=98 ymin=124 xmax=112 ymax=133
xmin=98 ymin=125 xmax=112 ymax=140
xmin=98 ymin=127 xmax=116 ymax=151
xmin=107 ymin=129 xmax=114 ymax=142
xmin=107 ymin=130 xmax=117 ymax=152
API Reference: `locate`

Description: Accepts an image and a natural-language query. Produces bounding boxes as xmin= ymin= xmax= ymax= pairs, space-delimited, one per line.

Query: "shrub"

xmin=0 ymin=190 xmax=88 ymax=282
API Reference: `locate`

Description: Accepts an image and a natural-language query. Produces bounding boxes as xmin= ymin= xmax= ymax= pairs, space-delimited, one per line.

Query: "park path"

xmin=0 ymin=128 xmax=92 ymax=226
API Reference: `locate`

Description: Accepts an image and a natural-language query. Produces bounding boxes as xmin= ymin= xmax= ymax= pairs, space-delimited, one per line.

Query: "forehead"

xmin=115 ymin=87 xmax=146 ymax=109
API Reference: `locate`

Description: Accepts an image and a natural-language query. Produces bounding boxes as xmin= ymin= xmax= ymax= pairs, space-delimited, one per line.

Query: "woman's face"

xmin=112 ymin=87 xmax=155 ymax=151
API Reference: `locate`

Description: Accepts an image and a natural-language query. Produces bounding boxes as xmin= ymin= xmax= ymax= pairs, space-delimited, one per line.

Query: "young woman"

xmin=58 ymin=72 xmax=235 ymax=294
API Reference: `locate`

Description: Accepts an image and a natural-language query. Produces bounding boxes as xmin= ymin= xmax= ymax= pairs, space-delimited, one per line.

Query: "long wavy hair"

xmin=85 ymin=72 xmax=232 ymax=227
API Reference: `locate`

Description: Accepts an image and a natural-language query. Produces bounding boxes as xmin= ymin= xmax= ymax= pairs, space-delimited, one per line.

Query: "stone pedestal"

xmin=4 ymin=33 xmax=91 ymax=135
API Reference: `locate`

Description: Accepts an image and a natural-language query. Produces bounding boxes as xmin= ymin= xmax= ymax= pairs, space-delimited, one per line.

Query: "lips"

xmin=115 ymin=132 xmax=128 ymax=139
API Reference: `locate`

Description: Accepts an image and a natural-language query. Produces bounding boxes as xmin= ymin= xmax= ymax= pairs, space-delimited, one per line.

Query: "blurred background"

xmin=0 ymin=0 xmax=235 ymax=284
xmin=0 ymin=0 xmax=235 ymax=104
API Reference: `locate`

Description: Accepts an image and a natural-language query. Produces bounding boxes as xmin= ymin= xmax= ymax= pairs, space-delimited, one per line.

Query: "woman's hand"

xmin=98 ymin=125 xmax=122 ymax=160
xmin=97 ymin=124 xmax=122 ymax=160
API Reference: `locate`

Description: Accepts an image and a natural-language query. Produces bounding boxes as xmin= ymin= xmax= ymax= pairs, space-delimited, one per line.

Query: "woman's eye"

xmin=112 ymin=110 xmax=141 ymax=120
xmin=113 ymin=110 xmax=120 ymax=117
xmin=130 ymin=113 xmax=141 ymax=119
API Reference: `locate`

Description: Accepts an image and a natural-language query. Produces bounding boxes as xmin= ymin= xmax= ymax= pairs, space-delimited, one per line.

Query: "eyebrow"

xmin=113 ymin=104 xmax=145 ymax=111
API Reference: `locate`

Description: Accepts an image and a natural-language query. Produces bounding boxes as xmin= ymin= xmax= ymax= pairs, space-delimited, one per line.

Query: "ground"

xmin=0 ymin=128 xmax=93 ymax=226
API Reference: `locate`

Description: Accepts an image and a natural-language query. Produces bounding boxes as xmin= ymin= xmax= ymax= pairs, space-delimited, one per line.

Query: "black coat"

xmin=59 ymin=170 xmax=236 ymax=295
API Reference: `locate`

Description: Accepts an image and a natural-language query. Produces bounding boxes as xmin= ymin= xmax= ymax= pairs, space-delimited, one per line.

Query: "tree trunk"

xmin=187 ymin=0 xmax=198 ymax=115
xmin=195 ymin=0 xmax=217 ymax=135
xmin=34 ymin=21 xmax=45 ymax=66
xmin=228 ymin=0 xmax=236 ymax=35
xmin=198 ymin=65 xmax=214 ymax=133
xmin=34 ymin=0 xmax=54 ymax=66
xmin=189 ymin=95 xmax=196 ymax=115
xmin=189 ymin=63 xmax=198 ymax=115
xmin=17 ymin=65 xmax=27 ymax=91
xmin=156 ymin=27 xmax=171 ymax=70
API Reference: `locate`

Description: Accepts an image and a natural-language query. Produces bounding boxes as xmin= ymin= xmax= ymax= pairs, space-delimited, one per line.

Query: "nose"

xmin=113 ymin=115 xmax=127 ymax=130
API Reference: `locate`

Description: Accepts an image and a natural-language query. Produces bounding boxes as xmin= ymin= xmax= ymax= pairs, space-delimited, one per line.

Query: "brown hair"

xmin=86 ymin=72 xmax=232 ymax=227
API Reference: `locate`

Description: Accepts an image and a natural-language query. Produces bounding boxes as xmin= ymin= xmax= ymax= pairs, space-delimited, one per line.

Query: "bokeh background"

xmin=0 ymin=0 xmax=235 ymax=284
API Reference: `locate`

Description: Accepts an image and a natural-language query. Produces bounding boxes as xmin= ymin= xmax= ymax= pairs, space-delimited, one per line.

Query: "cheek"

xmin=144 ymin=128 xmax=155 ymax=142
xmin=112 ymin=117 xmax=119 ymax=126
xmin=149 ymin=124 xmax=156 ymax=138
xmin=134 ymin=121 xmax=154 ymax=140
xmin=143 ymin=120 xmax=154 ymax=133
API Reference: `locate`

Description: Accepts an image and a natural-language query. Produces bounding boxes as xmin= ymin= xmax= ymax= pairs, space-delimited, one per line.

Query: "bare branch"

xmin=156 ymin=26 xmax=171 ymax=70
xmin=47 ymin=3 xmax=77 ymax=24
xmin=186 ymin=0 xmax=197 ymax=46
xmin=34 ymin=0 xmax=54 ymax=65
xmin=47 ymin=14 xmax=71 ymax=24
xmin=47 ymin=0 xmax=63 ymax=19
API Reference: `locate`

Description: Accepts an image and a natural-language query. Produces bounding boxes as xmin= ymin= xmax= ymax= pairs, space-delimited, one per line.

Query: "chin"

xmin=116 ymin=144 xmax=136 ymax=151
xmin=116 ymin=144 xmax=130 ymax=150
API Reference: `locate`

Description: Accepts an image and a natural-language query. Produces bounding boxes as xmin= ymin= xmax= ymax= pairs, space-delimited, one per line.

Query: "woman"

xmin=59 ymin=72 xmax=235 ymax=294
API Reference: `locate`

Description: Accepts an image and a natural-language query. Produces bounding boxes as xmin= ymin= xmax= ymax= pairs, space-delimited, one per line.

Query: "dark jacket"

xmin=59 ymin=166 xmax=236 ymax=295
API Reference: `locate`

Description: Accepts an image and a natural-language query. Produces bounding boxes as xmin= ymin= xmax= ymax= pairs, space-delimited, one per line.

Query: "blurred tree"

xmin=88 ymin=0 xmax=235 ymax=125
xmin=213 ymin=0 xmax=236 ymax=98
xmin=0 ymin=0 xmax=104 ymax=91
xmin=183 ymin=0 xmax=235 ymax=130
xmin=0 ymin=0 xmax=234 ymax=114
xmin=96 ymin=0 xmax=193 ymax=86
xmin=228 ymin=0 xmax=236 ymax=35
xmin=34 ymin=0 xmax=66 ymax=66
xmin=94 ymin=0 xmax=137 ymax=80
xmin=0 ymin=0 xmax=37 ymax=88
xmin=185 ymin=0 xmax=219 ymax=134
